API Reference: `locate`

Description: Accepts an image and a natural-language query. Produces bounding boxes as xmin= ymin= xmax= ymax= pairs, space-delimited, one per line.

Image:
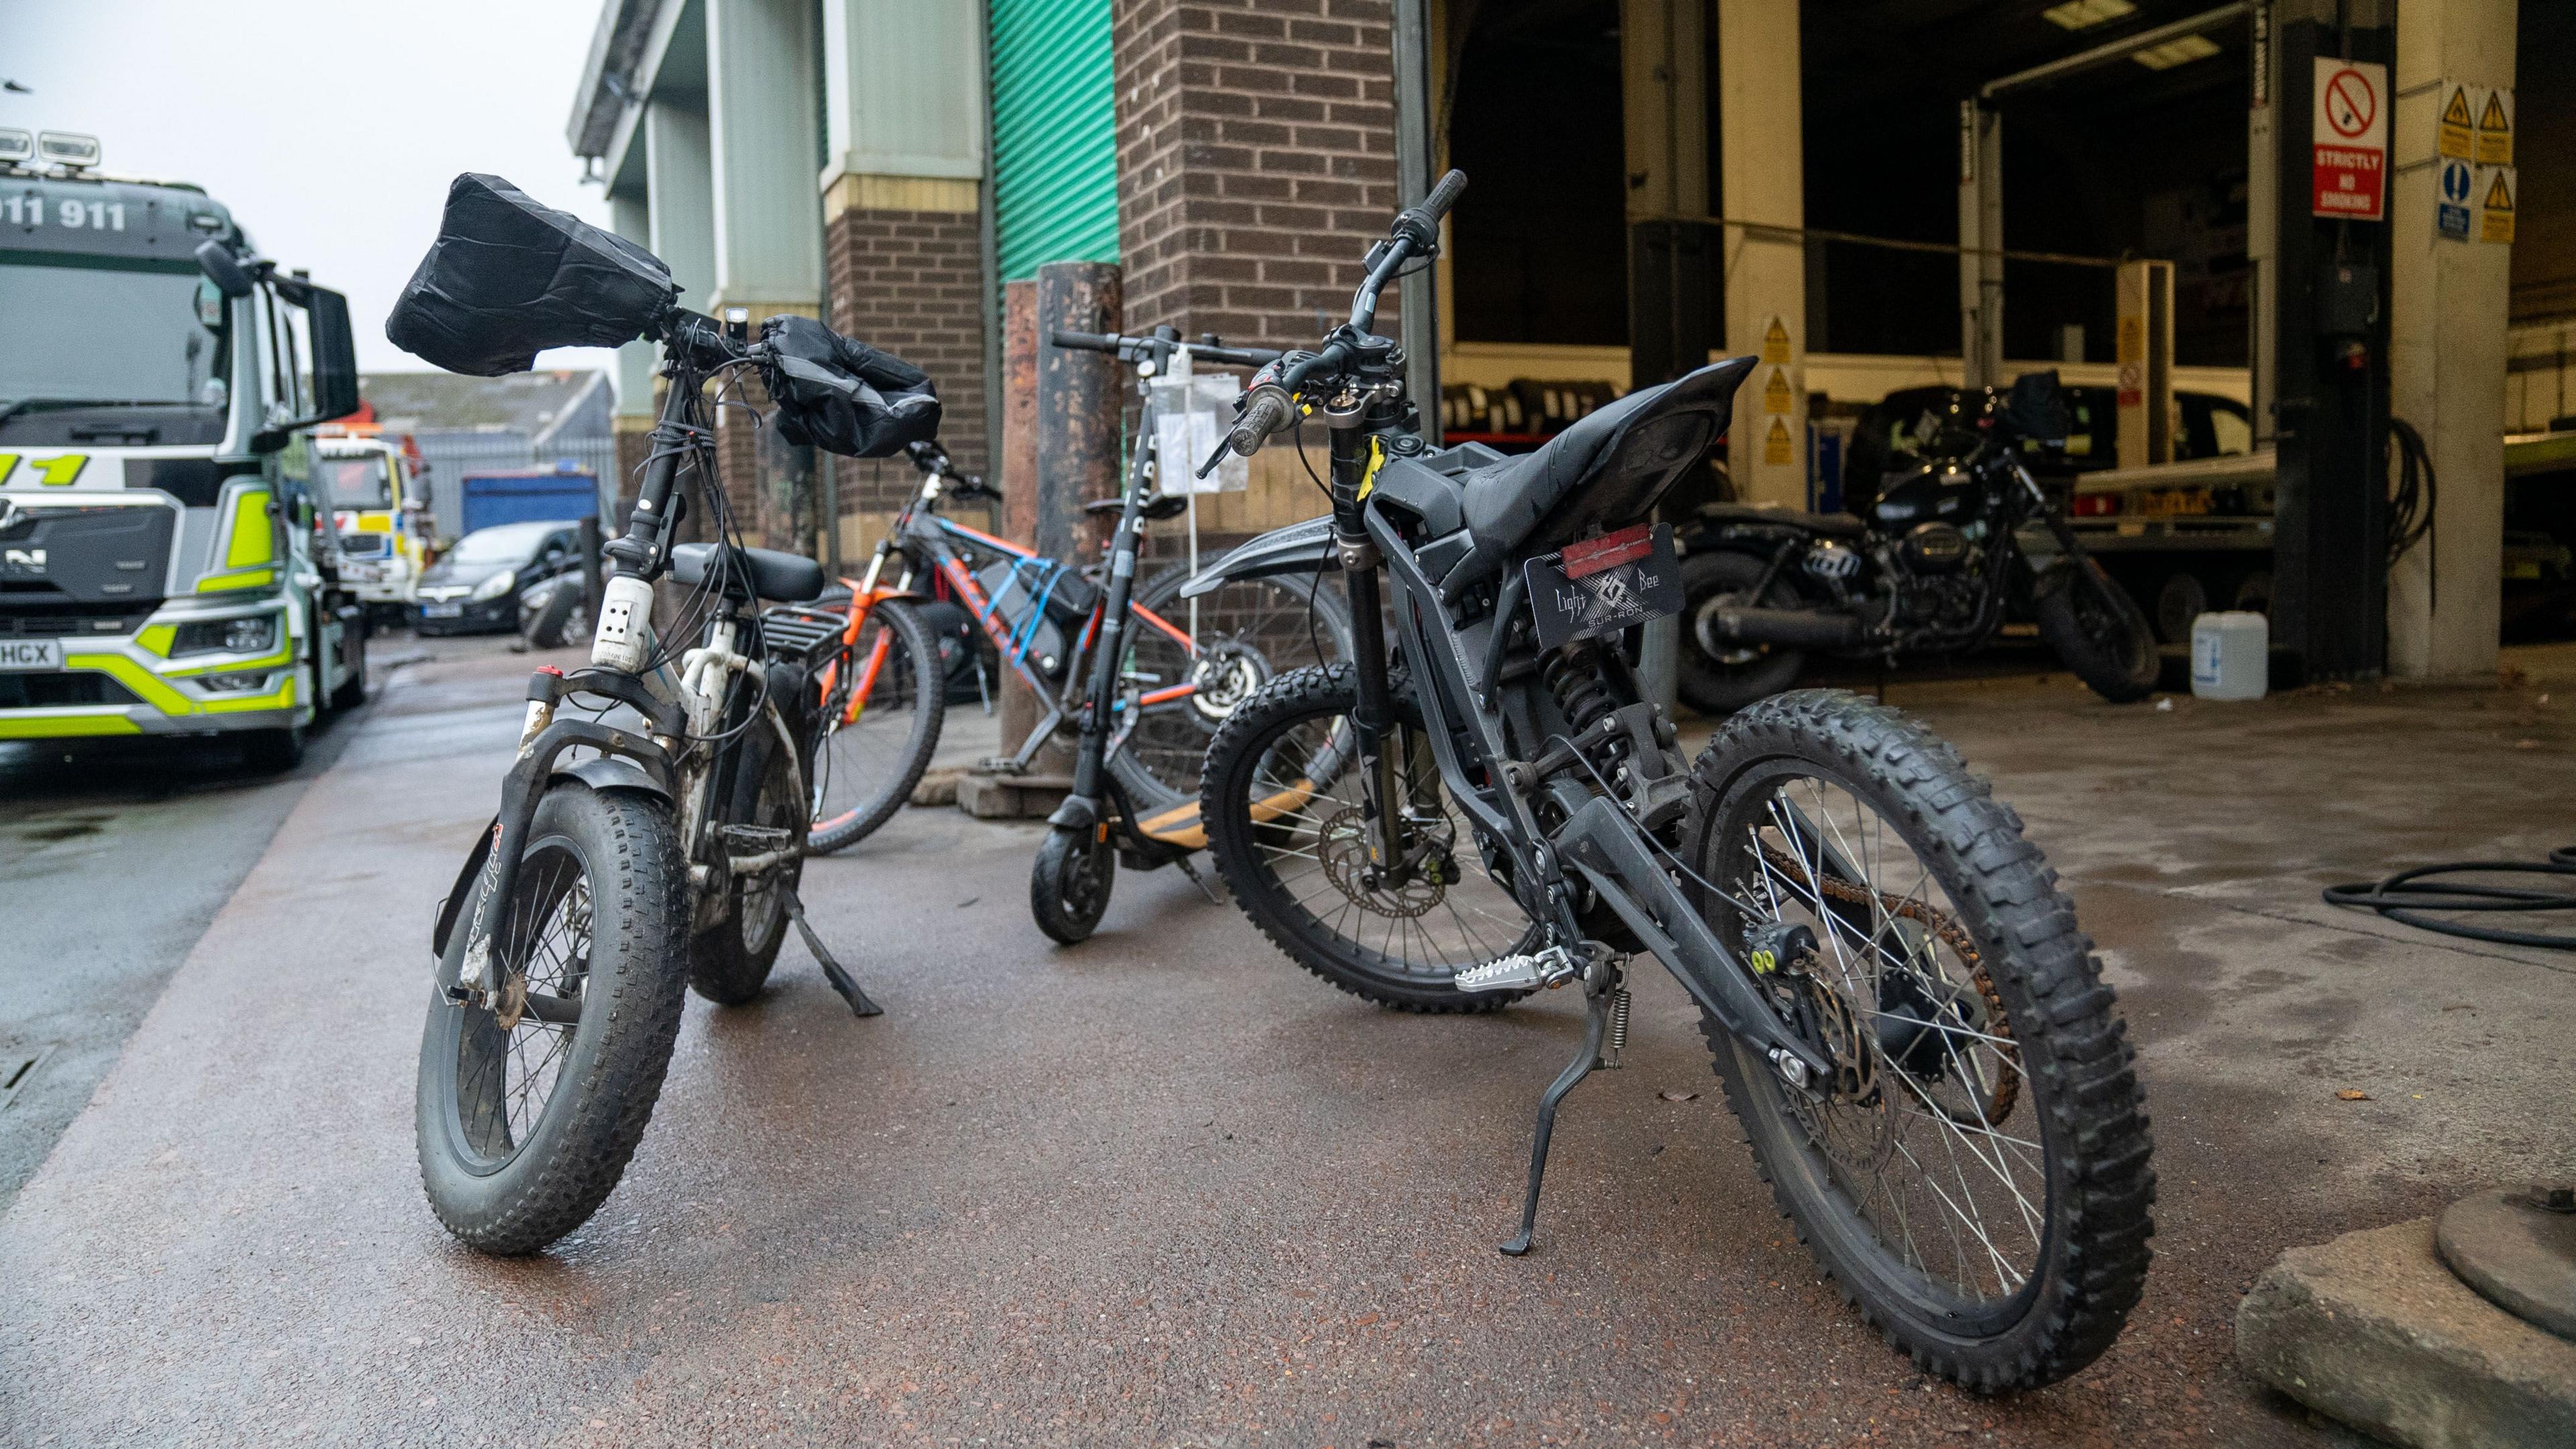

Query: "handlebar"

xmin=1224 ymin=388 xmax=1297 ymax=458
xmin=1049 ymin=328 xmax=1283 ymax=370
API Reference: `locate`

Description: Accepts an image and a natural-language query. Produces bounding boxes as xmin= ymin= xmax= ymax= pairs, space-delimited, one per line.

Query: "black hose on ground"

xmin=2323 ymin=846 xmax=2576 ymax=950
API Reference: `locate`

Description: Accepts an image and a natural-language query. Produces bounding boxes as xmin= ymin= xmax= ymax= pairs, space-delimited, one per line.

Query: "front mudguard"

xmin=1178 ymin=514 xmax=1338 ymax=598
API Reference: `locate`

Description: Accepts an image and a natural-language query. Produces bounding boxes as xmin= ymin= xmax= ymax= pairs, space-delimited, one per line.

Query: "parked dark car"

xmin=411 ymin=519 xmax=587 ymax=636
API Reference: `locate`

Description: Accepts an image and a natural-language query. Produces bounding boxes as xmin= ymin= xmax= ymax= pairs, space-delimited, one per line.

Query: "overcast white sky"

xmin=7 ymin=0 xmax=624 ymax=383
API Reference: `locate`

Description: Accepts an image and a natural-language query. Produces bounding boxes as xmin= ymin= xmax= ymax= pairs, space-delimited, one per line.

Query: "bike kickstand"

xmin=1171 ymin=851 xmax=1224 ymax=905
xmin=1499 ymin=981 xmax=1614 ymax=1256
xmin=782 ymin=887 xmax=881 ymax=1018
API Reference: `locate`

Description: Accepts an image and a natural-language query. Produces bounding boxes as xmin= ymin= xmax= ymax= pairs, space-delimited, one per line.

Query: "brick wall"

xmin=824 ymin=203 xmax=991 ymax=544
xmin=1113 ymin=0 xmax=1401 ymax=352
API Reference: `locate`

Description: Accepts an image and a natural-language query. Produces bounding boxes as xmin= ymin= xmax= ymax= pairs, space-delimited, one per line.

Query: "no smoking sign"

xmin=2312 ymin=58 xmax=2387 ymax=221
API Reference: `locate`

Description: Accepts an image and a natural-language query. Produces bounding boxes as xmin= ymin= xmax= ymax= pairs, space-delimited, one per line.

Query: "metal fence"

xmin=412 ymin=429 xmax=621 ymax=541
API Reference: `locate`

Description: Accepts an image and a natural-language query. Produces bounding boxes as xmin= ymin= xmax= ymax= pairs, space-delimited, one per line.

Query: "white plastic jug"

xmin=2190 ymin=611 xmax=2268 ymax=700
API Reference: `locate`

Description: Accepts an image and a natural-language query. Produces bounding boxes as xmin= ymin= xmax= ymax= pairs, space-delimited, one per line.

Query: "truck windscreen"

xmin=0 ymin=261 xmax=231 ymax=415
xmin=315 ymin=455 xmax=394 ymax=510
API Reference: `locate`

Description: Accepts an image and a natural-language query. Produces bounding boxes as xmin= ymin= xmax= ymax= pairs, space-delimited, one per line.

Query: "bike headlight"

xmin=470 ymin=568 xmax=517 ymax=602
xmin=170 ymin=613 xmax=280 ymax=657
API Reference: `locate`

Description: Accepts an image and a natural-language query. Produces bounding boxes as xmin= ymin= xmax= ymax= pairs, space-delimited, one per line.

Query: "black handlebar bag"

xmin=386 ymin=173 xmax=676 ymax=376
xmin=759 ymin=314 xmax=943 ymax=458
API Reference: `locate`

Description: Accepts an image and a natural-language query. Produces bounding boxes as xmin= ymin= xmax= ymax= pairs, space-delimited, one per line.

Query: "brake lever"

xmin=1195 ymin=436 xmax=1233 ymax=480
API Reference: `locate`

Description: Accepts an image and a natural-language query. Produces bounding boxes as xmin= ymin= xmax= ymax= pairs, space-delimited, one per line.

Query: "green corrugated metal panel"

xmin=989 ymin=0 xmax=1117 ymax=282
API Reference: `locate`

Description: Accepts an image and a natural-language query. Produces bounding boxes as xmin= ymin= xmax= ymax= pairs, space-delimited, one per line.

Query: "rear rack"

xmin=757 ymin=604 xmax=847 ymax=668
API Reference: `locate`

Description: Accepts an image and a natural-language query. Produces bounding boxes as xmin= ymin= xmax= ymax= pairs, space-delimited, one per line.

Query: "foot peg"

xmin=781 ymin=887 xmax=881 ymax=1018
xmin=1454 ymin=944 xmax=1579 ymax=994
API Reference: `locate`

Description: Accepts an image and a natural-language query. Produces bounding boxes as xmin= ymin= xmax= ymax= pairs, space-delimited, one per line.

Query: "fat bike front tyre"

xmin=1030 ymin=825 xmax=1115 ymax=944
xmin=1682 ymin=690 xmax=2153 ymax=1391
xmin=415 ymin=784 xmax=691 ymax=1256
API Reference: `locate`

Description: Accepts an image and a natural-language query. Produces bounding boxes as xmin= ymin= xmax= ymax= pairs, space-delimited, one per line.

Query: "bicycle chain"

xmin=1758 ymin=843 xmax=2020 ymax=1122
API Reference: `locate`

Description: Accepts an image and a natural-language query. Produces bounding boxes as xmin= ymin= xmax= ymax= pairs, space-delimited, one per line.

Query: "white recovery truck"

xmin=0 ymin=129 xmax=366 ymax=767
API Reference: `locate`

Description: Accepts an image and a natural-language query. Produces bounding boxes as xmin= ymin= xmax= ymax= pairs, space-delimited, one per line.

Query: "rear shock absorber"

xmin=1540 ymin=643 xmax=1630 ymax=785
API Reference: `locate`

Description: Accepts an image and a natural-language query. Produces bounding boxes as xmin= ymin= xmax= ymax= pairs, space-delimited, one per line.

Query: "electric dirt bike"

xmin=392 ymin=176 xmax=938 ymax=1254
xmin=1185 ymin=172 xmax=2155 ymax=1391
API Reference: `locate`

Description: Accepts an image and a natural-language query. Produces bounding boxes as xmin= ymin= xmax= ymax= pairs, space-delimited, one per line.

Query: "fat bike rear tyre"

xmin=416 ymin=784 xmax=690 ymax=1255
xmin=1682 ymin=690 xmax=2153 ymax=1391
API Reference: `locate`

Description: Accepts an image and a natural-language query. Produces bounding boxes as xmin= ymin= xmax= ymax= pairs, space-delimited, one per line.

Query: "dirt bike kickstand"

xmin=782 ymin=886 xmax=881 ymax=1017
xmin=1499 ymin=980 xmax=1614 ymax=1256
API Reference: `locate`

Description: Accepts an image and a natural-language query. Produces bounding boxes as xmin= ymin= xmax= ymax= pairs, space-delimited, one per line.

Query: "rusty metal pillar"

xmin=961 ymin=263 xmax=1122 ymax=818
xmin=996 ymin=279 xmax=1044 ymax=765
xmin=1034 ymin=261 xmax=1124 ymax=566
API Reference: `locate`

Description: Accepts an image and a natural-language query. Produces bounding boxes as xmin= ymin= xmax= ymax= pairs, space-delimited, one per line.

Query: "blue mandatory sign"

xmin=2437 ymin=158 xmax=2473 ymax=239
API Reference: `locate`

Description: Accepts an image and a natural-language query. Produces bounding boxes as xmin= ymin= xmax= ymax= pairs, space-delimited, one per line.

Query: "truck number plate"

xmin=0 ymin=639 xmax=63 ymax=672
xmin=1521 ymin=523 xmax=1683 ymax=651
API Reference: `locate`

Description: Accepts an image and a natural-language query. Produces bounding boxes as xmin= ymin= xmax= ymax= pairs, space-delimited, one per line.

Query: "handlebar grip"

xmin=1049 ymin=328 xmax=1124 ymax=356
xmin=1417 ymin=168 xmax=1468 ymax=227
xmin=1227 ymin=389 xmax=1295 ymax=458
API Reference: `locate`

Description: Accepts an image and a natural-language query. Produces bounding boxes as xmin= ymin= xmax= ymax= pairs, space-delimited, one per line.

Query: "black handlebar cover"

xmin=1391 ymin=168 xmax=1468 ymax=252
xmin=761 ymin=314 xmax=943 ymax=458
xmin=386 ymin=172 xmax=677 ymax=377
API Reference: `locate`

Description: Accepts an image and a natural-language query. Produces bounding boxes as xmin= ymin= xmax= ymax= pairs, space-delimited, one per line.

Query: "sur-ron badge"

xmin=1521 ymin=521 xmax=1683 ymax=651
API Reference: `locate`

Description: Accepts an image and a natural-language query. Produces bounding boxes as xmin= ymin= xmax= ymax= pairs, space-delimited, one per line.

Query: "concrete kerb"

xmin=2236 ymin=1218 xmax=2576 ymax=1449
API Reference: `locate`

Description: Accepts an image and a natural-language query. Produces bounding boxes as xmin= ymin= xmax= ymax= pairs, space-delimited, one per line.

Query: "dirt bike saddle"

xmin=1442 ymin=356 xmax=1757 ymax=596
xmin=667 ymin=541 xmax=829 ymax=602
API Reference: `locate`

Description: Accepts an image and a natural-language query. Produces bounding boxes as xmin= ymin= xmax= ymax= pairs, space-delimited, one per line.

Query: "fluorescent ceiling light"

xmin=2042 ymin=0 xmax=2137 ymax=30
xmin=2132 ymin=34 xmax=2222 ymax=70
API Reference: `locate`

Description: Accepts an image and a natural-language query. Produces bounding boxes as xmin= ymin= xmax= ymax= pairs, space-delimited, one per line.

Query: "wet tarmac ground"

xmin=5 ymin=637 xmax=2572 ymax=1447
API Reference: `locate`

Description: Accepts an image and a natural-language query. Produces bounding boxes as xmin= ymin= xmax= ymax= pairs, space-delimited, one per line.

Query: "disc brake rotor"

xmin=1316 ymin=805 xmax=1450 ymax=918
xmin=1188 ymin=640 xmax=1271 ymax=724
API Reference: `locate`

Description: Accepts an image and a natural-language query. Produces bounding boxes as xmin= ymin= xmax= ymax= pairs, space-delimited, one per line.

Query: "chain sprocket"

xmin=1758 ymin=843 xmax=2020 ymax=1122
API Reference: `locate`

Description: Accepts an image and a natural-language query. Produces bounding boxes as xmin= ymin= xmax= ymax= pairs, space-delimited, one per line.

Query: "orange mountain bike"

xmin=794 ymin=410 xmax=1351 ymax=896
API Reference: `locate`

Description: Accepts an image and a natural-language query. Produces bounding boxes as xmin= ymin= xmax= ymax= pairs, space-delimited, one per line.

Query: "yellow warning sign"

xmin=2480 ymin=165 xmax=2516 ymax=244
xmin=1764 ymin=416 xmax=1793 ymax=466
xmin=1762 ymin=317 xmax=1791 ymax=364
xmin=1762 ymin=367 xmax=1792 ymax=414
xmin=2438 ymin=85 xmax=2473 ymax=160
xmin=2475 ymin=87 xmax=2513 ymax=166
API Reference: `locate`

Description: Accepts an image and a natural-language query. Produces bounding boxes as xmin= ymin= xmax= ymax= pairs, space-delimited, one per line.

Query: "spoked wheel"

xmin=808 ymin=598 xmax=945 ymax=854
xmin=1201 ymin=665 xmax=1540 ymax=1012
xmin=2035 ymin=555 xmax=2158 ymax=704
xmin=1030 ymin=825 xmax=1116 ymax=945
xmin=1682 ymin=691 xmax=2153 ymax=1391
xmin=1110 ymin=565 xmax=1353 ymax=817
xmin=416 ymin=785 xmax=690 ymax=1255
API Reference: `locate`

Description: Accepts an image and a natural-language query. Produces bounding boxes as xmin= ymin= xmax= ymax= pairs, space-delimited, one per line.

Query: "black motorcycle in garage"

xmin=1675 ymin=373 xmax=2159 ymax=714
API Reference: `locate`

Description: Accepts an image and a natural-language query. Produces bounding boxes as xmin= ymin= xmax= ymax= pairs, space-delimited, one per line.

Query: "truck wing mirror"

xmin=195 ymin=239 xmax=254 ymax=299
xmin=299 ymin=286 xmax=362 ymax=425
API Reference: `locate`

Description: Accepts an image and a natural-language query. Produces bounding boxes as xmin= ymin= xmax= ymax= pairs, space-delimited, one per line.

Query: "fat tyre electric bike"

xmin=404 ymin=232 xmax=932 ymax=1254
xmin=1187 ymin=171 xmax=2155 ymax=1390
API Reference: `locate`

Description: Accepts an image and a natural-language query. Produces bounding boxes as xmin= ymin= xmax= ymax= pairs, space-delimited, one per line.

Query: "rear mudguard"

xmin=1178 ymin=514 xmax=1337 ymax=598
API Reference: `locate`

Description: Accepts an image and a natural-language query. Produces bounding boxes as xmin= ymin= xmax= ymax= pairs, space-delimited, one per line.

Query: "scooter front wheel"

xmin=1030 ymin=824 xmax=1115 ymax=944
xmin=415 ymin=783 xmax=690 ymax=1255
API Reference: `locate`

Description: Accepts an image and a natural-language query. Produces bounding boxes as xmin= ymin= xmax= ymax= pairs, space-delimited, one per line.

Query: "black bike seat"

xmin=1081 ymin=494 xmax=1192 ymax=522
xmin=667 ymin=541 xmax=830 ymax=602
xmin=1442 ymin=356 xmax=1756 ymax=595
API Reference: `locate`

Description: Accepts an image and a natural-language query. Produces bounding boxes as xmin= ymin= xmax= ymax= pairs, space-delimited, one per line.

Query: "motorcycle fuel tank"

xmin=1871 ymin=463 xmax=1980 ymax=529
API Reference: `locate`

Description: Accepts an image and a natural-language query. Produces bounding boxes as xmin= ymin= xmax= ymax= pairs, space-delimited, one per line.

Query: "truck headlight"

xmin=470 ymin=568 xmax=517 ymax=602
xmin=172 ymin=614 xmax=280 ymax=657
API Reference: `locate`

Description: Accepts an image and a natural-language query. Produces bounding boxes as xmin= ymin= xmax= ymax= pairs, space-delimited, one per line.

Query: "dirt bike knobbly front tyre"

xmin=1682 ymin=690 xmax=2153 ymax=1391
xmin=415 ymin=782 xmax=691 ymax=1256
xmin=1200 ymin=665 xmax=1540 ymax=1012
